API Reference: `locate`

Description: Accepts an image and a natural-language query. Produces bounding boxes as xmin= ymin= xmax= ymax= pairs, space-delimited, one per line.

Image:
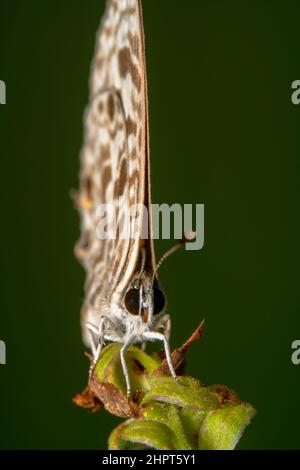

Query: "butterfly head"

xmin=123 ymin=275 xmax=166 ymax=325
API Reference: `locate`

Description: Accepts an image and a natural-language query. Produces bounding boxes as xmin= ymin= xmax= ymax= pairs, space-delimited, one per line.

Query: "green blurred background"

xmin=0 ymin=0 xmax=300 ymax=450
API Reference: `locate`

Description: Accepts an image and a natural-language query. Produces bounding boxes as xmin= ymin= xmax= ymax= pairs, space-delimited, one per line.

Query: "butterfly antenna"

xmin=152 ymin=230 xmax=196 ymax=284
xmin=138 ymin=246 xmax=147 ymax=278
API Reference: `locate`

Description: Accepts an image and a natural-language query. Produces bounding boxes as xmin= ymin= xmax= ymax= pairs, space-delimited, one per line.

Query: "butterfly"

xmin=75 ymin=0 xmax=184 ymax=396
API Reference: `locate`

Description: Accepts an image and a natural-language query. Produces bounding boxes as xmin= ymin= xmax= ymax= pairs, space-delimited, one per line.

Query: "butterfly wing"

xmin=76 ymin=0 xmax=155 ymax=345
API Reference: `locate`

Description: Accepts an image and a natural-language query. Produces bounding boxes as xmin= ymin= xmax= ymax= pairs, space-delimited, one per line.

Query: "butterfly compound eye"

xmin=124 ymin=288 xmax=140 ymax=315
xmin=153 ymin=287 xmax=165 ymax=315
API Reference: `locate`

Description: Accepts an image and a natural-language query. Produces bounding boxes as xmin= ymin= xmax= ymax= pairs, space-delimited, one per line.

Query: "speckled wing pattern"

xmin=75 ymin=0 xmax=154 ymax=346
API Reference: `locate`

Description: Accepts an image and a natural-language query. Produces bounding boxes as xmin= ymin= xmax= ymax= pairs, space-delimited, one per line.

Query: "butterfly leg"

xmin=142 ymin=331 xmax=176 ymax=379
xmin=120 ymin=338 xmax=134 ymax=397
xmin=155 ymin=314 xmax=171 ymax=341
xmin=87 ymin=317 xmax=109 ymax=377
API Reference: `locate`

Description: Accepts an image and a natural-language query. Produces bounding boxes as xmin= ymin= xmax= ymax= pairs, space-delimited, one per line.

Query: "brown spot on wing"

xmin=107 ymin=94 xmax=115 ymax=121
xmin=108 ymin=239 xmax=114 ymax=252
xmin=96 ymin=57 xmax=104 ymax=71
xmin=129 ymin=170 xmax=138 ymax=187
xmin=103 ymin=26 xmax=112 ymax=37
xmin=126 ymin=116 xmax=137 ymax=135
xmin=100 ymin=144 xmax=110 ymax=161
xmin=128 ymin=33 xmax=140 ymax=57
xmin=114 ymin=158 xmax=128 ymax=198
xmin=102 ymin=165 xmax=112 ymax=199
xmin=138 ymin=128 xmax=142 ymax=150
xmin=118 ymin=159 xmax=127 ymax=195
xmin=98 ymin=100 xmax=104 ymax=113
xmin=132 ymin=96 xmax=142 ymax=118
xmin=83 ymin=174 xmax=93 ymax=199
xmin=118 ymin=47 xmax=142 ymax=91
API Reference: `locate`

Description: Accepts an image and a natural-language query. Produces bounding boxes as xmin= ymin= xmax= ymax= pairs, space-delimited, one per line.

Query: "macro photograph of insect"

xmin=1 ymin=0 xmax=300 ymax=462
